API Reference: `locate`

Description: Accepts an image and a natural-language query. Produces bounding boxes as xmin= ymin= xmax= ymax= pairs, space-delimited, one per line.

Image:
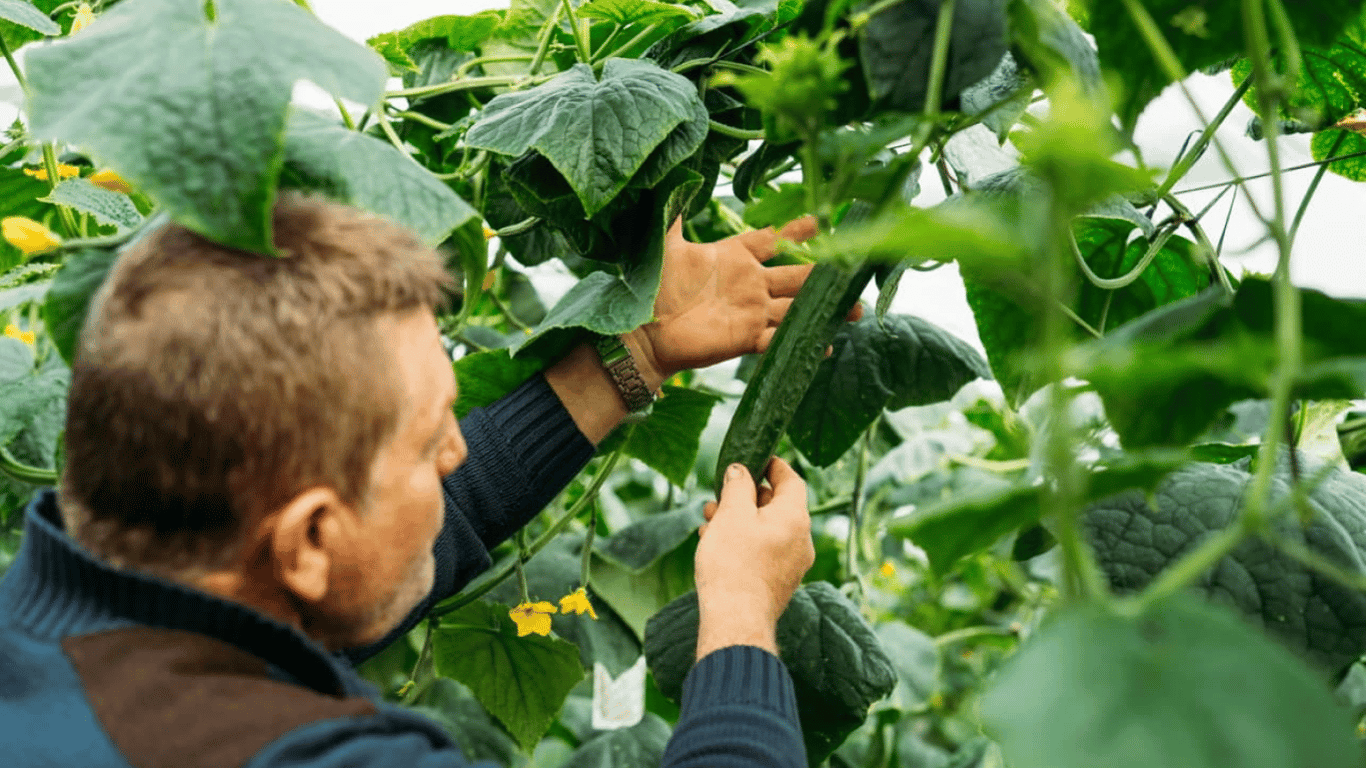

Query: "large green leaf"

xmin=590 ymin=506 xmax=703 ymax=638
xmin=367 ymin=11 xmax=504 ymax=55
xmin=1085 ymin=453 xmax=1366 ymax=673
xmin=41 ymin=247 xmax=117 ymax=366
xmin=562 ymin=713 xmax=672 ymax=768
xmin=788 ymin=314 xmax=990 ymax=467
xmin=619 ymin=386 xmax=722 ymax=486
xmin=41 ymin=179 xmax=142 ymax=230
xmin=981 ymin=595 xmax=1364 ymax=768
xmin=25 ymin=0 xmax=386 ymax=253
xmin=1008 ymin=0 xmax=1101 ymax=94
xmin=407 ymin=678 xmax=521 ymax=766
xmin=0 ymin=0 xmax=56 ymax=35
xmin=453 ymin=349 xmax=546 ymax=419
xmin=1087 ymin=0 xmax=1366 ymax=130
xmin=646 ymin=0 xmax=801 ymax=72
xmin=1232 ymin=9 xmax=1366 ymax=130
xmin=579 ymin=0 xmax=697 ymax=26
xmin=858 ymin=0 xmax=1009 ymax=111
xmin=889 ymin=450 xmax=1191 ymax=576
xmin=282 ymin=111 xmax=476 ymax=246
xmin=0 ymin=366 xmax=67 ymax=450
xmin=1076 ymin=279 xmax=1366 ymax=448
xmin=1313 ymin=127 xmax=1366 ymax=181
xmin=465 ymin=59 xmax=708 ymax=217
xmin=644 ymin=582 xmax=897 ymax=766
xmin=432 ymin=599 xmax=586 ymax=751
xmin=513 ymin=167 xmax=704 ymax=356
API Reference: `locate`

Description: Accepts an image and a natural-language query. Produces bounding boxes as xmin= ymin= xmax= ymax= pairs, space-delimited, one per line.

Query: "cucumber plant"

xmin=2 ymin=0 xmax=1366 ymax=766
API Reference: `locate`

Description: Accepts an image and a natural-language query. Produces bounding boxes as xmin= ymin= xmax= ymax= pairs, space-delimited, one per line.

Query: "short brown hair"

xmin=61 ymin=193 xmax=455 ymax=573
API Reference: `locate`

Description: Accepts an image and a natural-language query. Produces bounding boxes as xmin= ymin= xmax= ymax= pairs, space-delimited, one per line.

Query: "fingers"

xmin=703 ymin=501 xmax=718 ymax=521
xmin=767 ymin=297 xmax=794 ymax=326
xmin=777 ymin=216 xmax=819 ymax=245
xmin=847 ymin=302 xmax=865 ymax=322
xmin=754 ymin=327 xmax=777 ymax=354
xmin=737 ymin=216 xmax=819 ymax=263
xmin=766 ymin=264 xmax=814 ymax=297
xmin=716 ymin=463 xmax=758 ymax=516
xmin=757 ymin=485 xmax=774 ymax=507
xmin=763 ymin=457 xmax=807 ymax=511
xmin=667 ymin=216 xmax=686 ymax=245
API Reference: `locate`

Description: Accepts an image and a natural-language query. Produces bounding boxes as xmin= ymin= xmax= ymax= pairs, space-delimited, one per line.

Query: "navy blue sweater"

xmin=0 ymin=375 xmax=804 ymax=767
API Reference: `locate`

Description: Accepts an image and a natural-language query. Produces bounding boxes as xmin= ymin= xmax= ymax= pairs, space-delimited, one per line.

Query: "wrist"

xmin=696 ymin=591 xmax=780 ymax=661
xmin=620 ymin=327 xmax=669 ymax=391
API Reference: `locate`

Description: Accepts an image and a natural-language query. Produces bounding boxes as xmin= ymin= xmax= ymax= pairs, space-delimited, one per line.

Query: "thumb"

xmin=716 ymin=463 xmax=758 ymax=516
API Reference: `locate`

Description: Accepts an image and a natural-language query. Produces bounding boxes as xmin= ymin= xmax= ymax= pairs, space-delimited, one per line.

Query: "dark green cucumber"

xmin=714 ymin=258 xmax=876 ymax=494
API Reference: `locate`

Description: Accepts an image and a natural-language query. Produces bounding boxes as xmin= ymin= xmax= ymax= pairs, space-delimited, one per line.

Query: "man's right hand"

xmin=693 ymin=458 xmax=814 ymax=661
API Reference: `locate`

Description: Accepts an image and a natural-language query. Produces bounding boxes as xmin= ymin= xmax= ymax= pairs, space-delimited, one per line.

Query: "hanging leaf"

xmin=432 ymin=600 xmax=586 ymax=751
xmin=41 ymin=179 xmax=142 ymax=230
xmin=282 ymin=111 xmax=477 ymax=246
xmin=644 ymin=582 xmax=897 ymax=767
xmin=858 ymin=0 xmax=1009 ymax=112
xmin=579 ymin=0 xmax=697 ymax=26
xmin=1085 ymin=452 xmax=1366 ymax=673
xmin=465 ymin=59 xmax=708 ymax=217
xmin=788 ymin=314 xmax=990 ymax=466
xmin=25 ymin=0 xmax=386 ymax=253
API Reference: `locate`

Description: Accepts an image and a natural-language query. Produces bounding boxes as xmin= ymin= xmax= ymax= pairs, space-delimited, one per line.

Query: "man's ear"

xmin=267 ymin=487 xmax=350 ymax=604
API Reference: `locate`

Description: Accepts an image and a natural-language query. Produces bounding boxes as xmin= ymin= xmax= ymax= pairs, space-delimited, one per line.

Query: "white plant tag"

xmin=591 ymin=655 xmax=646 ymax=730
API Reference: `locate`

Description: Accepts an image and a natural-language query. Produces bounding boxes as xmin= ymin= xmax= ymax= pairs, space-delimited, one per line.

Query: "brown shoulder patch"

xmin=62 ymin=626 xmax=377 ymax=768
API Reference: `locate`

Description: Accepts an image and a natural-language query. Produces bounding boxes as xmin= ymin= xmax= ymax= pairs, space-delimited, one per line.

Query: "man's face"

xmin=324 ymin=309 xmax=466 ymax=648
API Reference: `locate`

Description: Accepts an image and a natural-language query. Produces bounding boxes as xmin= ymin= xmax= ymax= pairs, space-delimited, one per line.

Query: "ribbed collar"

xmin=0 ymin=489 xmax=359 ymax=697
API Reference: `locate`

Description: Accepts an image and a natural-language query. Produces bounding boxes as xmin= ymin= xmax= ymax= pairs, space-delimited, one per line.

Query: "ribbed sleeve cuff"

xmin=680 ymin=645 xmax=800 ymax=724
xmin=484 ymin=374 xmax=596 ymax=493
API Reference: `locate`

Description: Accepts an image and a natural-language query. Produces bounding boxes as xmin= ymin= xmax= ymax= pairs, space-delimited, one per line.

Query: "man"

xmin=0 ymin=192 xmax=824 ymax=767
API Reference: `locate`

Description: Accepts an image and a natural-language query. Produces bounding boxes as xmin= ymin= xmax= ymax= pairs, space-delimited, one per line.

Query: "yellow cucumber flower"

xmin=89 ymin=168 xmax=132 ymax=194
xmin=3 ymin=217 xmax=61 ymax=255
xmin=558 ymin=587 xmax=597 ymax=619
xmin=879 ymin=561 xmax=896 ymax=579
xmin=509 ymin=601 xmax=557 ymax=637
xmin=3 ymin=324 xmax=35 ymax=346
xmin=71 ymin=4 xmax=94 ymax=33
xmin=23 ymin=164 xmax=79 ymax=182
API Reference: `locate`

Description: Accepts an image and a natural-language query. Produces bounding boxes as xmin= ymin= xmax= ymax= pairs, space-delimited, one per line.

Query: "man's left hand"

xmin=624 ymin=217 xmax=852 ymax=385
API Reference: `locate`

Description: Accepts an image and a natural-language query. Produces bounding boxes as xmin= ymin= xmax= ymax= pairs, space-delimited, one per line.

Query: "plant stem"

xmin=1164 ymin=193 xmax=1236 ymax=296
xmin=846 ymin=419 xmax=875 ymax=593
xmin=598 ymin=24 xmax=659 ymax=62
xmin=387 ymin=109 xmax=452 ymax=132
xmin=1289 ymin=130 xmax=1344 ymax=244
xmin=0 ymin=446 xmax=56 ymax=485
xmin=1118 ymin=0 xmax=1268 ymax=223
xmin=580 ymin=501 xmax=597 ymax=587
xmin=528 ymin=2 xmax=563 ymax=76
xmin=1155 ymin=75 xmax=1253 ymax=199
xmin=1241 ymin=0 xmax=1300 ymax=530
xmin=398 ymin=619 xmax=436 ymax=705
xmin=708 ymin=120 xmax=764 ymax=141
xmin=456 ymin=55 xmax=536 ymax=79
xmin=1043 ymin=211 xmax=1107 ymax=601
xmin=388 ymin=75 xmax=528 ymax=100
xmin=851 ymin=0 xmax=910 ymax=30
xmin=933 ymin=625 xmax=1016 ymax=647
xmin=428 ymin=446 xmax=625 ymax=617
xmin=1069 ymin=223 xmax=1177 ymax=290
xmin=376 ymin=116 xmax=411 ymax=157
xmin=493 ymin=217 xmax=540 ymax=238
xmin=923 ymin=0 xmax=956 ymax=116
xmin=561 ymin=0 xmax=592 ymax=63
xmin=515 ymin=530 xmax=531 ymax=604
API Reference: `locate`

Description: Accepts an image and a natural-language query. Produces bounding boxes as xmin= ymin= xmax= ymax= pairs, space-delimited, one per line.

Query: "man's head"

xmin=61 ymin=193 xmax=466 ymax=647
